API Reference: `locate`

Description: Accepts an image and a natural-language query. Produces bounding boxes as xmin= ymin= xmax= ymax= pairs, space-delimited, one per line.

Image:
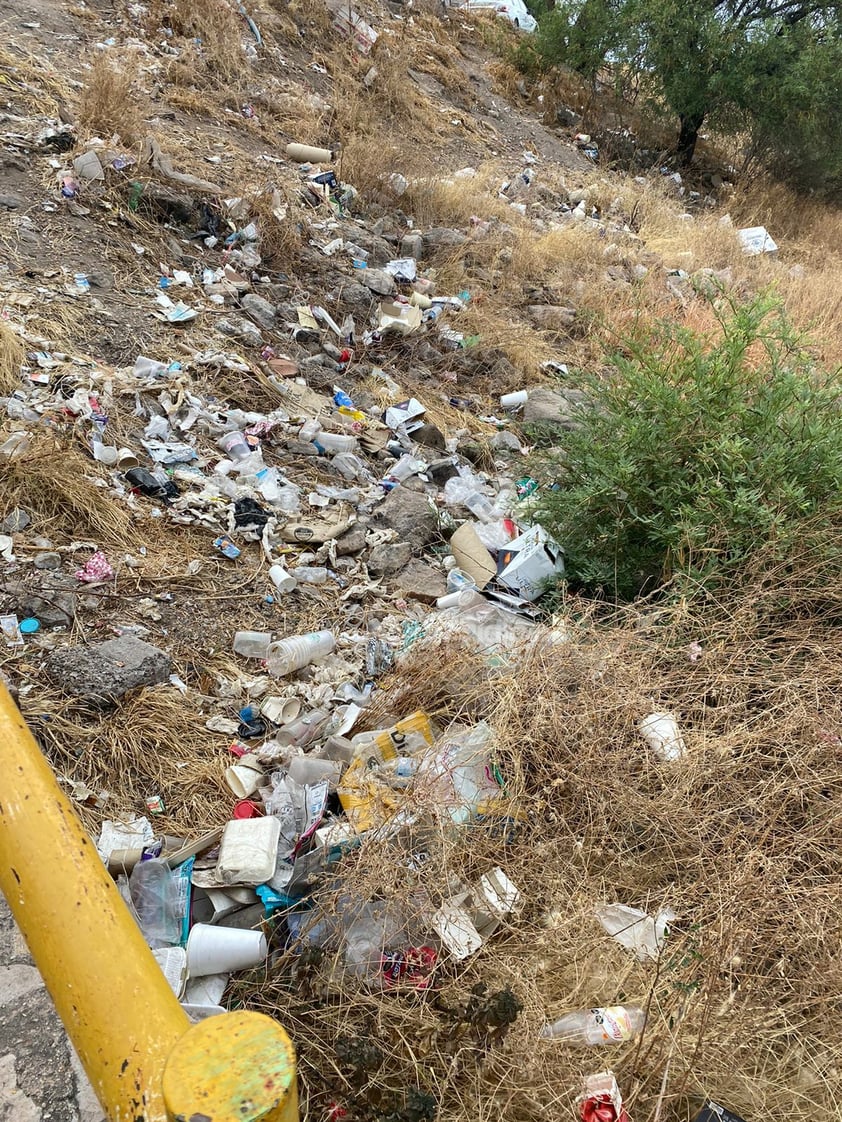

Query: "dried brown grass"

xmin=230 ymin=581 xmax=842 ymax=1122
xmin=0 ymin=319 xmax=25 ymax=395
xmin=78 ymin=54 xmax=143 ymax=146
xmin=171 ymin=0 xmax=246 ymax=84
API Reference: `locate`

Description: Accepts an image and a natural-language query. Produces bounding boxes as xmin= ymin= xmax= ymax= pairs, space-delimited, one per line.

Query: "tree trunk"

xmin=676 ymin=112 xmax=706 ymax=166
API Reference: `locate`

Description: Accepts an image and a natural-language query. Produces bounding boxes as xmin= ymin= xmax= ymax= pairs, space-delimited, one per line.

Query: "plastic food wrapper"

xmin=74 ymin=550 xmax=115 ymax=583
xmin=152 ymin=945 xmax=188 ymax=998
xmin=693 ymin=1102 xmax=748 ymax=1122
xmin=639 ymin=712 xmax=686 ymax=762
xmin=577 ymin=1072 xmax=629 ymax=1122
xmin=595 ymin=903 xmax=675 ymax=960
xmin=423 ymin=601 xmax=539 ymax=662
xmin=97 ymin=816 xmax=155 ymax=863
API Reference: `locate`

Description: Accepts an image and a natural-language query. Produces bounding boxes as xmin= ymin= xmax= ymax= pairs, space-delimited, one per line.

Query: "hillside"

xmin=1 ymin=2 xmax=842 ymax=1121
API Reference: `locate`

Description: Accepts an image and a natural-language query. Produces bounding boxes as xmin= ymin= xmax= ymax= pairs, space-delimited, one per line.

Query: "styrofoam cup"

xmin=500 ymin=390 xmax=528 ymax=410
xmin=186 ymin=923 xmax=267 ymax=977
xmin=225 ymin=764 xmax=263 ymax=799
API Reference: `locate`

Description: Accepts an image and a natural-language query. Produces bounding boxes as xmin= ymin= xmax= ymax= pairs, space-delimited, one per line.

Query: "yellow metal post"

xmin=0 ymin=682 xmax=297 ymax=1122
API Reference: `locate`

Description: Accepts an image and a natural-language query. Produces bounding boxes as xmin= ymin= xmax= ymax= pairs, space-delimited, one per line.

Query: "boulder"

xmin=45 ymin=635 xmax=172 ymax=705
xmin=528 ymin=305 xmax=577 ymax=330
xmin=396 ymin=561 xmax=447 ymax=603
xmin=368 ymin=541 xmax=412 ymax=576
xmin=374 ymin=487 xmax=438 ymax=547
xmin=240 ymin=292 xmax=277 ymax=331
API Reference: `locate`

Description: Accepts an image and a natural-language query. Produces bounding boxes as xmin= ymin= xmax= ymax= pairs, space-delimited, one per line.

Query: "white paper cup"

xmin=186 ymin=923 xmax=267 ymax=977
xmin=500 ymin=390 xmax=528 ymax=410
xmin=639 ymin=712 xmax=686 ymax=762
xmin=116 ymin=448 xmax=139 ymax=469
xmin=224 ymin=763 xmax=264 ymax=798
xmin=93 ymin=444 xmax=119 ymax=466
xmin=261 ymin=696 xmax=301 ymax=725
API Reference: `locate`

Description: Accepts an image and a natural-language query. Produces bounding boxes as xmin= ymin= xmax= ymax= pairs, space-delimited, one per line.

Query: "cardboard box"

xmin=496 ymin=524 xmax=565 ymax=602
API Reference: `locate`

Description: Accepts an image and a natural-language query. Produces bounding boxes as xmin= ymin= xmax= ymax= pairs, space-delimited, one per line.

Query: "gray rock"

xmin=2 ymin=579 xmax=76 ymax=627
xmin=0 ymin=195 xmax=23 ymax=210
xmin=217 ymin=315 xmax=263 ymax=347
xmin=241 ymin=292 xmax=277 ymax=331
xmin=45 ymin=635 xmax=172 ymax=705
xmin=412 ymin=423 xmax=446 ymax=452
xmin=400 ymin=233 xmax=424 ymax=260
xmin=334 ymin=528 xmax=367 ymax=556
xmin=396 ymin=560 xmax=447 ymax=603
xmin=361 ymin=269 xmax=397 ymax=297
xmin=87 ymin=270 xmax=114 ymax=291
xmin=491 ymin=429 xmax=523 ymax=453
xmin=337 ymin=282 xmax=374 ymax=308
xmin=522 ymin=386 xmax=581 ymax=430
xmin=0 ymin=509 xmax=30 ymax=534
xmin=528 ymin=305 xmax=577 ymax=330
xmin=374 ymin=487 xmax=438 ymax=547
xmin=368 ymin=541 xmax=412 ymax=576
xmin=33 ymin=553 xmax=61 ymax=571
xmin=422 ymin=227 xmax=467 ymax=253
xmin=427 ymin=457 xmax=460 ymax=486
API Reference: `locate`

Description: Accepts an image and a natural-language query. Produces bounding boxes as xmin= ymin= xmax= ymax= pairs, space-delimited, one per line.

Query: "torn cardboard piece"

xmin=450 ymin=522 xmax=497 ymax=589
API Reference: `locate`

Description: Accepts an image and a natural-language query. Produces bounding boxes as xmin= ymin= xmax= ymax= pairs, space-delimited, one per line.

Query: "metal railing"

xmin=0 ymin=682 xmax=297 ymax=1121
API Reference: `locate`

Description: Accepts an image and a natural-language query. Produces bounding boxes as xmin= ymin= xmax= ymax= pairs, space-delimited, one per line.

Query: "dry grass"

xmin=225 ymin=584 xmax=842 ymax=1122
xmin=78 ymin=54 xmax=143 ymax=145
xmin=171 ymin=0 xmax=246 ymax=84
xmin=0 ymin=431 xmax=137 ymax=545
xmin=0 ymin=318 xmax=24 ymax=395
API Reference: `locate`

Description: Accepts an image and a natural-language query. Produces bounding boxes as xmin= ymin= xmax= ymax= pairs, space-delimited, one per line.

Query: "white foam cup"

xmin=186 ymin=923 xmax=267 ymax=977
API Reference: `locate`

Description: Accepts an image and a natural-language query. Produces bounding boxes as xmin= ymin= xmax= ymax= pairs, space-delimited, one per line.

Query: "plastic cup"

xmin=217 ymin=431 xmax=251 ymax=461
xmin=500 ymin=390 xmax=528 ymax=410
xmin=232 ymin=631 xmax=272 ymax=659
xmin=186 ymin=923 xmax=267 ymax=977
xmin=116 ymin=448 xmax=139 ymax=469
xmin=260 ymin=696 xmax=301 ymax=725
xmin=225 ymin=763 xmax=264 ymax=799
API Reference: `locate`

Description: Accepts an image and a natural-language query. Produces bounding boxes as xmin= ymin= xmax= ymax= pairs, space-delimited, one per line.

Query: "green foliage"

xmin=530 ymin=0 xmax=842 ymax=184
xmin=530 ymin=293 xmax=842 ymax=600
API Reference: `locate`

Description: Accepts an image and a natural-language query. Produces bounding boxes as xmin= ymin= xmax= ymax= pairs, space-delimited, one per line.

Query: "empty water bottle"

xmin=539 ymin=1005 xmax=646 ymax=1046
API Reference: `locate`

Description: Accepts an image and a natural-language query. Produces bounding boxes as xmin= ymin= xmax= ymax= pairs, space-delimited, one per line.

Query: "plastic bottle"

xmin=269 ymin=564 xmax=297 ymax=593
xmin=233 ymin=631 xmax=272 ymax=659
xmin=464 ymin=490 xmax=500 ymax=523
xmin=133 ymin=356 xmax=169 ymax=377
xmin=266 ymin=631 xmax=336 ymax=677
xmin=384 ymin=454 xmax=426 ymax=484
xmin=539 ymin=1005 xmax=646 ymax=1045
xmin=292 ymin=566 xmax=328 ymax=585
xmin=446 ymin=567 xmax=478 ymax=594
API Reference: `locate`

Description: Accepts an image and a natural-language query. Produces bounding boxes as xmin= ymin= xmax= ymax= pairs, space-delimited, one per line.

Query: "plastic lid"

xmin=19 ymin=618 xmax=40 ymax=634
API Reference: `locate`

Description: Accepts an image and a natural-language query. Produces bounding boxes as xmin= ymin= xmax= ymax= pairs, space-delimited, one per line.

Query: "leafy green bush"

xmin=531 ymin=293 xmax=842 ymax=600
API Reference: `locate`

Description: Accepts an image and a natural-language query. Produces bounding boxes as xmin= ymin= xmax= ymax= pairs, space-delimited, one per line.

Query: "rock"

xmin=374 ymin=487 xmax=438 ymax=547
xmin=87 ymin=270 xmax=114 ymax=291
xmin=360 ymin=269 xmax=397 ymax=297
xmin=240 ymin=293 xmax=277 ymax=331
xmin=45 ymin=635 xmax=172 ymax=705
xmin=400 ymin=233 xmax=424 ymax=260
xmin=2 ymin=578 xmax=76 ymax=627
xmin=491 ymin=429 xmax=523 ymax=453
xmin=396 ymin=560 xmax=447 ymax=603
xmin=337 ymin=282 xmax=374 ymax=308
xmin=0 ymin=195 xmax=23 ymax=210
xmin=528 ymin=305 xmax=577 ymax=330
xmin=346 ymin=233 xmax=394 ymax=265
xmin=217 ymin=315 xmax=263 ymax=347
xmin=427 ymin=457 xmax=460 ymax=486
xmin=0 ymin=509 xmax=30 ymax=534
xmin=412 ymin=423 xmax=446 ymax=452
xmin=457 ymin=440 xmax=495 ymax=471
xmin=334 ymin=528 xmax=367 ymax=556
xmin=522 ymin=387 xmax=582 ymax=430
xmin=33 ymin=552 xmax=61 ymax=571
xmin=422 ymin=228 xmax=467 ymax=253
xmin=368 ymin=541 xmax=412 ymax=576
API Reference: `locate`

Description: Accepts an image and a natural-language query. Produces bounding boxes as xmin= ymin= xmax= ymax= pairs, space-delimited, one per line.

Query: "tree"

xmin=533 ymin=0 xmax=842 ymax=176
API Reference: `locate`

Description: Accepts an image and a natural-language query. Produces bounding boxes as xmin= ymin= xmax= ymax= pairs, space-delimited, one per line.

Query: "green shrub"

xmin=530 ymin=292 xmax=842 ymax=600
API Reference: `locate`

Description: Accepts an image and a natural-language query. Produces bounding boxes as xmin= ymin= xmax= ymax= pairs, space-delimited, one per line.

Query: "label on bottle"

xmin=593 ymin=1006 xmax=633 ymax=1042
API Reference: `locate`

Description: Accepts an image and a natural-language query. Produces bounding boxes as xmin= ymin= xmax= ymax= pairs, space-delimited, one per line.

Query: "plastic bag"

xmin=595 ymin=903 xmax=675 ymax=960
xmin=129 ymin=858 xmax=182 ymax=949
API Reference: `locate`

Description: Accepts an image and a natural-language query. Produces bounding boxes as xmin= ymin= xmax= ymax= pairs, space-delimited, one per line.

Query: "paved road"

xmin=0 ymin=894 xmax=105 ymax=1121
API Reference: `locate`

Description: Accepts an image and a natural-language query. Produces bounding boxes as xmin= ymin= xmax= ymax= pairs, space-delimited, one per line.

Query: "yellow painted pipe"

xmin=0 ymin=683 xmax=297 ymax=1122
